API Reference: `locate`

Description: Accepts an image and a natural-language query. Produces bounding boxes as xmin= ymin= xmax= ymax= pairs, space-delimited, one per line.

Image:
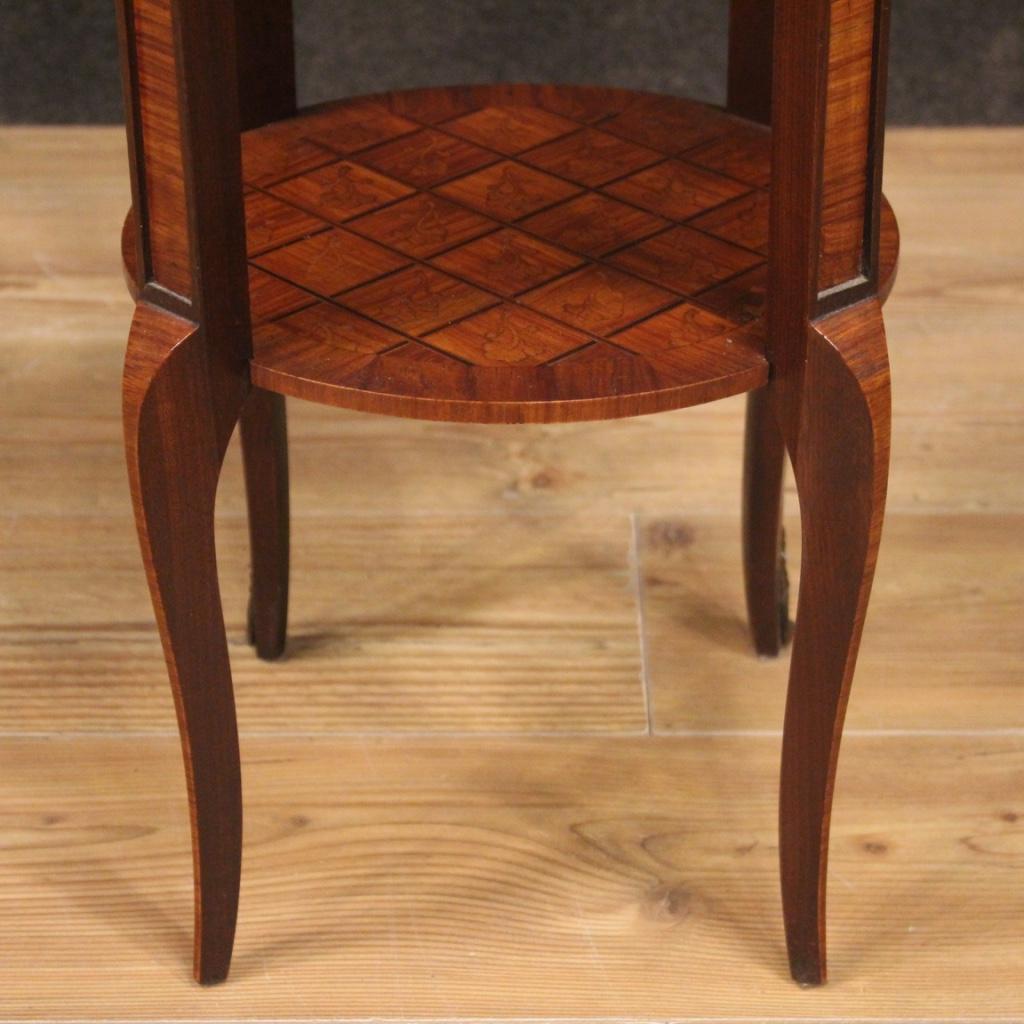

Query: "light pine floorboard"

xmin=1 ymin=511 xmax=1020 ymax=735
xmin=0 ymin=127 xmax=1021 ymax=1021
xmin=1 ymin=736 xmax=1022 ymax=1020
xmin=0 ymin=511 xmax=648 ymax=735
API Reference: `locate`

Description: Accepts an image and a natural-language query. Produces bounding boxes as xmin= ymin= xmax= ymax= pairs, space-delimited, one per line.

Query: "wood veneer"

xmin=232 ymin=86 xmax=896 ymax=424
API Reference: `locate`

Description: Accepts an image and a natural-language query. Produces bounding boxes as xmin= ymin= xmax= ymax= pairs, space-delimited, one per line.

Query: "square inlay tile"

xmin=530 ymin=84 xmax=633 ymax=124
xmin=602 ymin=97 xmax=723 ymax=155
xmin=443 ymin=106 xmax=578 ymax=155
xmin=696 ymin=265 xmax=768 ymax=323
xmin=241 ymin=123 xmax=336 ymax=188
xmin=343 ymin=340 xmax=474 ymax=399
xmin=272 ymin=301 xmax=406 ymax=357
xmin=347 ymin=193 xmax=497 ymax=259
xmin=252 ymin=228 xmax=410 ymax=297
xmin=522 ymin=265 xmax=675 ymax=335
xmin=357 ymin=129 xmax=498 ymax=188
xmin=435 ymin=161 xmax=581 ymax=220
xmin=430 ymin=228 xmax=584 ymax=297
xmin=298 ymin=101 xmax=419 ymax=155
xmin=520 ymin=193 xmax=668 ymax=258
xmin=340 ymin=266 xmax=497 ymax=336
xmin=426 ymin=304 xmax=591 ymax=366
xmin=247 ymin=266 xmax=316 ymax=323
xmin=682 ymin=128 xmax=773 ymax=187
xmin=603 ymin=160 xmax=751 ymax=221
xmin=268 ymin=161 xmax=414 ymax=222
xmin=520 ymin=128 xmax=661 ymax=188
xmin=689 ymin=190 xmax=771 ymax=254
xmin=244 ymin=192 xmax=328 ymax=255
xmin=612 ymin=302 xmax=739 ymax=357
xmin=384 ymin=89 xmax=482 ymax=125
xmin=548 ymin=339 xmax=668 ymax=401
xmin=608 ymin=225 xmax=763 ymax=294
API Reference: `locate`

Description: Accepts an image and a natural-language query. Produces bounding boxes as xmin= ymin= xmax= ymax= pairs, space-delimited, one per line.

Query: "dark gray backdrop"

xmin=2 ymin=0 xmax=1022 ymax=124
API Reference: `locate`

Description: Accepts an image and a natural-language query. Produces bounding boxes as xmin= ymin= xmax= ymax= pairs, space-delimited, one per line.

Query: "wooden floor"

xmin=0 ymin=126 xmax=1021 ymax=1021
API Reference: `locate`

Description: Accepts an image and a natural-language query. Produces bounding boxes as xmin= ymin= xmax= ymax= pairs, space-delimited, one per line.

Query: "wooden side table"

xmin=116 ymin=0 xmax=896 ymax=986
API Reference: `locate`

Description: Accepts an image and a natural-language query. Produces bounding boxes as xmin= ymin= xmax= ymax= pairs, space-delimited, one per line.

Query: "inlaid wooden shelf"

xmin=125 ymin=84 xmax=896 ymax=424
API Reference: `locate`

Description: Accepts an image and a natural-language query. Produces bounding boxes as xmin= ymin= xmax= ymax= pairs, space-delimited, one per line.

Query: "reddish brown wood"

xmin=742 ymin=386 xmax=790 ymax=656
xmin=118 ymin=0 xmax=192 ymax=300
xmin=435 ymin=160 xmax=580 ymax=219
xmin=359 ymin=129 xmax=499 ymax=189
xmin=123 ymin=303 xmax=244 ymax=985
xmin=779 ymin=300 xmax=891 ymax=985
xmin=240 ymin=389 xmax=290 ymax=660
xmin=119 ymin=0 xmax=252 ymax=985
xmin=115 ymin=1 xmax=898 ymax=986
xmin=430 ymin=228 xmax=584 ymax=297
xmin=728 ymin=0 xmax=790 ymax=660
xmin=232 ymin=0 xmax=301 ymax=619
xmin=120 ymin=204 xmax=143 ymax=299
xmin=677 ymin=195 xmax=897 ymax=326
xmin=766 ymin=0 xmax=893 ymax=986
xmin=521 ymin=127 xmax=661 ymax=186
xmin=240 ymin=89 xmax=788 ymax=422
xmin=877 ymin=194 xmax=900 ymax=304
xmin=766 ymin=0 xmax=831 ymax=433
xmin=269 ymin=160 xmax=414 ymax=221
xmin=234 ymin=86 xmax=895 ymax=424
xmin=817 ymin=0 xmax=891 ymax=299
xmin=731 ymin=1 xmax=888 ymax=676
xmin=247 ymin=265 xmax=315 ymax=322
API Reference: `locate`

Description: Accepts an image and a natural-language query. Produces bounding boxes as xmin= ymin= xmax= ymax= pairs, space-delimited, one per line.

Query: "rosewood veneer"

xmin=116 ymin=0 xmax=897 ymax=987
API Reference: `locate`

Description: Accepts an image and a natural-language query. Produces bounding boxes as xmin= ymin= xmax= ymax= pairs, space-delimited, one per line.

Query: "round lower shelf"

xmin=126 ymin=84 xmax=899 ymax=424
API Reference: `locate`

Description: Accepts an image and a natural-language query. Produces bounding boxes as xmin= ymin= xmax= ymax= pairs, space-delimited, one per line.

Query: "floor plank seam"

xmin=628 ymin=511 xmax=654 ymax=737
xmin=2 ymin=728 xmax=1023 ymax=740
xmin=17 ymin=1017 xmax=1020 ymax=1024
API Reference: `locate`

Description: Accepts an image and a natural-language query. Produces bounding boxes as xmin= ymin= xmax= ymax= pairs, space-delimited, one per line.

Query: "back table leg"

xmin=742 ymin=389 xmax=791 ymax=656
xmin=240 ymin=388 xmax=290 ymax=660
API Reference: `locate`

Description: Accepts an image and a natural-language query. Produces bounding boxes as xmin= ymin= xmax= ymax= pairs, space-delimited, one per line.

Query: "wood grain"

xmin=2 ymin=123 xmax=1023 ymax=1011
xmin=0 ymin=512 xmax=647 ymax=735
xmin=119 ymin=0 xmax=191 ymax=297
xmin=123 ymin=301 xmax=245 ymax=984
xmin=113 ymin=72 xmax=905 ymax=430
xmin=240 ymin=388 xmax=290 ymax=661
xmin=741 ymin=386 xmax=789 ymax=655
xmin=761 ymin=4 xmax=894 ymax=979
xmin=0 ymin=734 xmax=1020 ymax=1018
xmin=778 ymin=300 xmax=891 ymax=983
xmin=817 ymin=0 xmax=888 ymax=295
xmin=639 ymin=512 xmax=1024 ymax=734
xmin=2 ymin=504 xmax=1021 ymax=735
xmin=231 ymin=85 xmax=905 ymax=427
xmin=120 ymin=0 xmax=257 ymax=981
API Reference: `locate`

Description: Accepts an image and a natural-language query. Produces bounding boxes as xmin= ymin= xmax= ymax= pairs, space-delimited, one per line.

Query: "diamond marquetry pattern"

xmin=242 ymin=84 xmax=773 ymax=422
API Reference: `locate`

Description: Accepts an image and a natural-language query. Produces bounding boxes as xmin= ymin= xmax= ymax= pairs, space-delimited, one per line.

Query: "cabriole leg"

xmin=123 ymin=303 xmax=245 ymax=984
xmin=778 ymin=302 xmax=891 ymax=985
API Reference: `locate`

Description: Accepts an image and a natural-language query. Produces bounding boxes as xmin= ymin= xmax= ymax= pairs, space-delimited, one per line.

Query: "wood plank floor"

xmin=0 ymin=126 xmax=1021 ymax=1021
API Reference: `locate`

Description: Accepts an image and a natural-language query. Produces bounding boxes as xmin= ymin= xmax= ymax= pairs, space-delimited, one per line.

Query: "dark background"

xmin=2 ymin=0 xmax=1022 ymax=124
